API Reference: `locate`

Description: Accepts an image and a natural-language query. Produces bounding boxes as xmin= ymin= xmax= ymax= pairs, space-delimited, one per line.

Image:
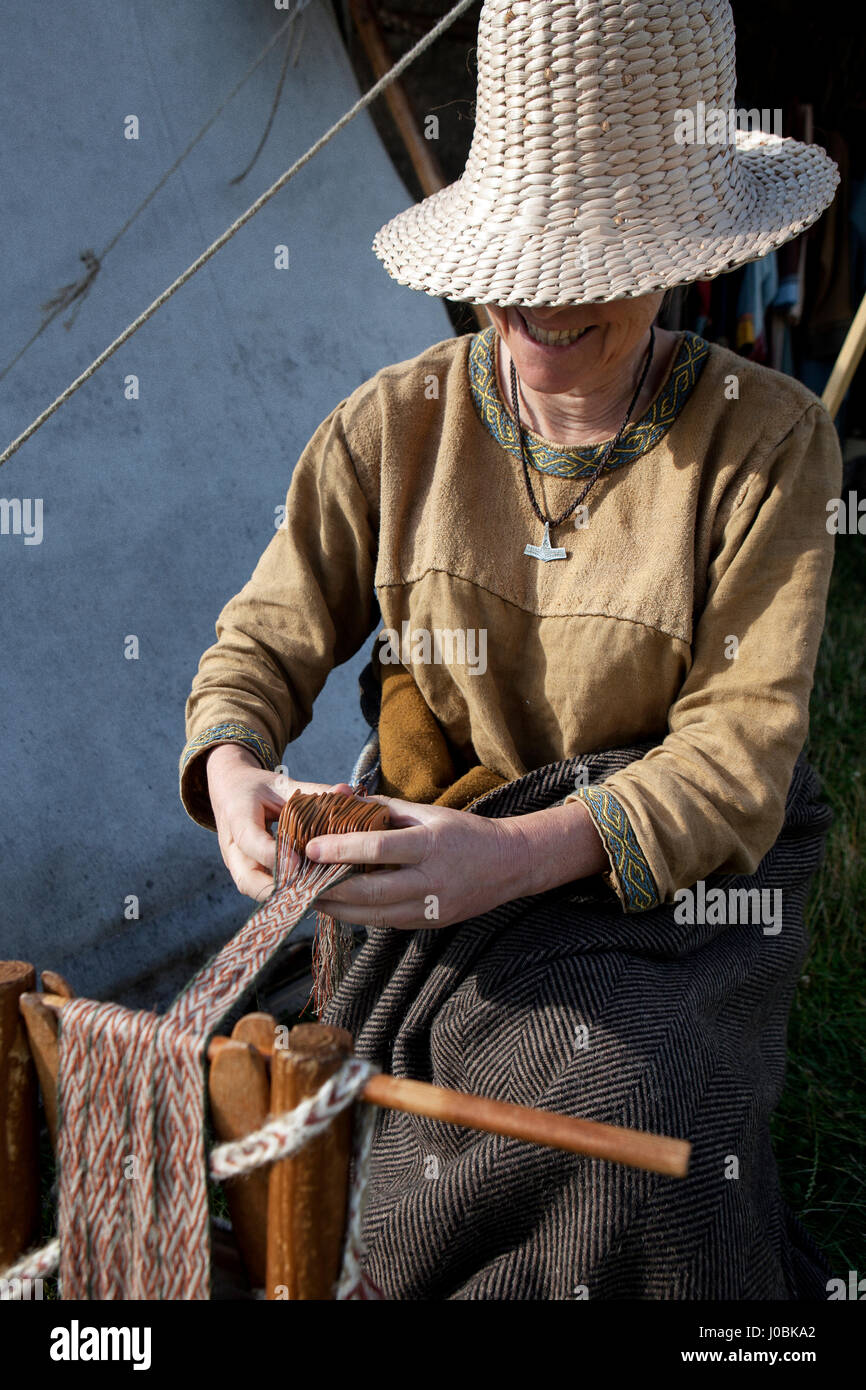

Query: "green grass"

xmin=772 ymin=538 xmax=866 ymax=1274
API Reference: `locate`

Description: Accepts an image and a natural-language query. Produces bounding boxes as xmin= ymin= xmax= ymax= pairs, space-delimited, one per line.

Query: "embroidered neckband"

xmin=468 ymin=326 xmax=710 ymax=479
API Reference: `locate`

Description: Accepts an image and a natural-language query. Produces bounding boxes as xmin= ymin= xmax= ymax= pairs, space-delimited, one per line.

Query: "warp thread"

xmin=2 ymin=1056 xmax=379 ymax=1298
xmin=4 ymin=792 xmax=385 ymax=1300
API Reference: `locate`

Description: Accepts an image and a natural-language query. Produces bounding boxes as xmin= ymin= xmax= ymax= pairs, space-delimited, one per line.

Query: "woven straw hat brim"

xmin=372 ymin=131 xmax=839 ymax=305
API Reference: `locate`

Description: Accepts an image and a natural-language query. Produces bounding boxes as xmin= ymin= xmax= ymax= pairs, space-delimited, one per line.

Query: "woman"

xmin=180 ymin=0 xmax=841 ymax=1298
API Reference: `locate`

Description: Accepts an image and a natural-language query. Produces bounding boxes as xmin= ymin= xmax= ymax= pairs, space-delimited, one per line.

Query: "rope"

xmin=0 ymin=0 xmax=478 ymax=469
xmin=210 ymin=1057 xmax=375 ymax=1177
xmin=228 ymin=15 xmax=304 ymax=187
xmin=0 ymin=5 xmax=313 ymax=383
xmin=1 ymin=1057 xmax=378 ymax=1299
xmin=0 ymin=1238 xmax=61 ymax=1291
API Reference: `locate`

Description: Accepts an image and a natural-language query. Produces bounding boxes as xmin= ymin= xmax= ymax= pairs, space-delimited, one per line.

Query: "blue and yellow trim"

xmin=468 ymin=326 xmax=709 ymax=478
xmin=180 ymin=721 xmax=280 ymax=830
xmin=181 ymin=721 xmax=279 ymax=776
xmin=572 ymin=784 xmax=660 ymax=913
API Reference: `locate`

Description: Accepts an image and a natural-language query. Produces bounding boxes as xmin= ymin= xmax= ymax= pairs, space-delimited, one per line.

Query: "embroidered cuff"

xmin=567 ymin=784 xmax=660 ymax=913
xmin=179 ymin=721 xmax=279 ymax=831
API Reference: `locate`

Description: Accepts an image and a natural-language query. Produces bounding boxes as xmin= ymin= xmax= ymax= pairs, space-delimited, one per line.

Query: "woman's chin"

xmin=500 ymin=310 xmax=603 ymax=388
xmin=508 ymin=343 xmax=601 ymax=395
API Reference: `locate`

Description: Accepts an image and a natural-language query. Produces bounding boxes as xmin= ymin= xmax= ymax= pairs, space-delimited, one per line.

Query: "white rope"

xmin=0 ymin=0 xmax=478 ymax=469
xmin=210 ymin=1056 xmax=376 ymax=1177
xmin=0 ymin=1237 xmax=61 ymax=1292
xmin=0 ymin=1056 xmax=377 ymax=1298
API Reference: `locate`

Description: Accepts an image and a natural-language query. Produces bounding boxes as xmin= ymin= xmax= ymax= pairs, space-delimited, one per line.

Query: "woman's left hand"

xmin=307 ymin=795 xmax=534 ymax=930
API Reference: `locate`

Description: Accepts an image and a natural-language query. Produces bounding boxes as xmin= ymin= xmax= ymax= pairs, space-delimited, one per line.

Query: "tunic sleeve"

xmin=179 ymin=400 xmax=379 ymax=829
xmin=565 ymin=399 xmax=842 ymax=910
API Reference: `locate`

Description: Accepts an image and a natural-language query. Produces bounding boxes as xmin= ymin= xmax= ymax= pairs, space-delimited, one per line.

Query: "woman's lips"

xmin=511 ymin=307 xmax=597 ymax=352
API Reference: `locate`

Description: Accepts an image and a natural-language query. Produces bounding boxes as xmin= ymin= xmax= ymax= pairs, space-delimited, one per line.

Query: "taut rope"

xmin=0 ymin=0 xmax=478 ymax=469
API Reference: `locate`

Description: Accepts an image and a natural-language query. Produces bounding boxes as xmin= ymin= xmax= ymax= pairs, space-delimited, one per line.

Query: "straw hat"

xmin=372 ymin=0 xmax=839 ymax=305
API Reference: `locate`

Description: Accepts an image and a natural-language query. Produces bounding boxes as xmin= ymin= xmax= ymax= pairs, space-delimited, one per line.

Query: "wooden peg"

xmin=0 ymin=963 xmax=39 ymax=1269
xmin=18 ymin=992 xmax=60 ymax=1149
xmin=40 ymin=971 xmax=74 ymax=999
xmin=208 ymin=1040 xmax=271 ymax=1288
xmin=266 ymin=1024 xmax=354 ymax=1300
xmin=231 ymin=1011 xmax=278 ymax=1056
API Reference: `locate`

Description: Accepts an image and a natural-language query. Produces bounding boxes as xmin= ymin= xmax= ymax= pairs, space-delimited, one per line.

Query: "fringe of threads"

xmin=311 ymin=912 xmax=356 ymax=1015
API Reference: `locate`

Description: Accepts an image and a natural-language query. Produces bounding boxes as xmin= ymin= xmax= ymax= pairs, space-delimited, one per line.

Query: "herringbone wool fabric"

xmin=323 ymin=745 xmax=833 ymax=1300
xmin=56 ymin=848 xmax=354 ymax=1300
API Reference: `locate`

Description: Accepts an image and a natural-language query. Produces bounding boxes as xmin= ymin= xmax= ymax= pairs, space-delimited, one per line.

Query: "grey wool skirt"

xmin=323 ymin=744 xmax=833 ymax=1301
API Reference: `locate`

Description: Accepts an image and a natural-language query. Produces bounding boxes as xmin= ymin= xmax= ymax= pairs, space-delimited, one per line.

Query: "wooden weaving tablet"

xmin=278 ymin=790 xmax=391 ymax=869
xmin=276 ymin=790 xmax=392 ymax=1013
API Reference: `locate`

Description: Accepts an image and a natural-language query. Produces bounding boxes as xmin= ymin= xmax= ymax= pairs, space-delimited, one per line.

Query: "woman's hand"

xmin=206 ymin=742 xmax=354 ymax=901
xmin=308 ymin=794 xmax=608 ymax=930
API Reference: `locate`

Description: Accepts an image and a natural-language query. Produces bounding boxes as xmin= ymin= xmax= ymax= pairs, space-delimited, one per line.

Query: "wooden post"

xmin=232 ymin=1012 xmax=278 ymax=1055
xmin=0 ymin=962 xmax=39 ymax=1269
xmin=350 ymin=0 xmax=447 ymax=198
xmin=40 ymin=971 xmax=74 ymax=1000
xmin=348 ymin=0 xmax=491 ymax=332
xmin=265 ymin=1024 xmax=354 ymax=1300
xmin=207 ymin=1011 xmax=278 ymax=1288
xmin=822 ymin=288 xmax=866 ymax=419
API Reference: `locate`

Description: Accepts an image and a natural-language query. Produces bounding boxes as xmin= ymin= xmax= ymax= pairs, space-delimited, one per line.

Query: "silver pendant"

xmin=525 ymin=521 xmax=567 ymax=562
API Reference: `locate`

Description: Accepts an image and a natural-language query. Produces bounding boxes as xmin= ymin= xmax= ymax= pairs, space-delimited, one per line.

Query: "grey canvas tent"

xmin=0 ymin=0 xmax=452 ymax=1005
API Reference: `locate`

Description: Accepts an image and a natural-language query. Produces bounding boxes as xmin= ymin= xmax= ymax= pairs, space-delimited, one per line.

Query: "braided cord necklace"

xmin=510 ymin=324 xmax=655 ymax=561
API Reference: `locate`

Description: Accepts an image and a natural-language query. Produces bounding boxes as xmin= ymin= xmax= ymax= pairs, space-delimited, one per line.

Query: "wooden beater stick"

xmin=362 ymin=1074 xmax=690 ymax=1178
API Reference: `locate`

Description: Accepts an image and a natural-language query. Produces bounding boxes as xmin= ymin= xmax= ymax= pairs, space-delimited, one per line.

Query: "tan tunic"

xmin=180 ymin=327 xmax=841 ymax=911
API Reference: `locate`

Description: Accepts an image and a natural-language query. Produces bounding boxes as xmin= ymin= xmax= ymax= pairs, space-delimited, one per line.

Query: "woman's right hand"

xmin=205 ymin=742 xmax=354 ymax=902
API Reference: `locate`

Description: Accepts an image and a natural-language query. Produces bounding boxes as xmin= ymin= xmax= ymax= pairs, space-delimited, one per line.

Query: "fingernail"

xmin=306 ymin=841 xmax=320 ymax=860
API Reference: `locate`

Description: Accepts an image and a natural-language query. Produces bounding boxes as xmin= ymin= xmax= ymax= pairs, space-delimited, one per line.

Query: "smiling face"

xmin=484 ymin=295 xmax=665 ymax=396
